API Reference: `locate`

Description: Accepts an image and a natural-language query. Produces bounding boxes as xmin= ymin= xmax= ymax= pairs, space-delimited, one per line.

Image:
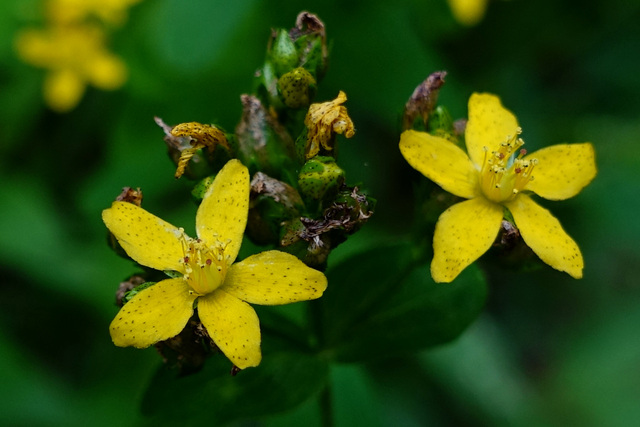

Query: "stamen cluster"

xmin=479 ymin=127 xmax=537 ymax=203
xmin=179 ymin=230 xmax=230 ymax=295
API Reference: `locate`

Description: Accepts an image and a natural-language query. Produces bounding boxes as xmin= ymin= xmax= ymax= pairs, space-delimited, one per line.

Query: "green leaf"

xmin=140 ymin=338 xmax=329 ymax=425
xmin=320 ymin=242 xmax=487 ymax=362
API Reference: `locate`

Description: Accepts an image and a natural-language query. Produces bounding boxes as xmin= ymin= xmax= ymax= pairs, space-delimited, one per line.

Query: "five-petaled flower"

xmin=400 ymin=93 xmax=597 ymax=283
xmin=15 ymin=24 xmax=127 ymax=112
xmin=103 ymin=159 xmax=327 ymax=369
xmin=304 ymin=91 xmax=355 ymax=159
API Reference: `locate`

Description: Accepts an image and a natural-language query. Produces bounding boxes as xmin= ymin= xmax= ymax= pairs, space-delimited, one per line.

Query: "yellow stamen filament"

xmin=178 ymin=229 xmax=230 ymax=295
xmin=479 ymin=127 xmax=537 ymax=203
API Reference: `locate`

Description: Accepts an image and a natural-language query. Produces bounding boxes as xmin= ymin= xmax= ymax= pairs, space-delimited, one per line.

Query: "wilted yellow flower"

xmin=304 ymin=91 xmax=355 ymax=159
xmin=400 ymin=93 xmax=597 ymax=283
xmin=447 ymin=0 xmax=488 ymax=26
xmin=169 ymin=122 xmax=231 ymax=179
xmin=15 ymin=24 xmax=127 ymax=112
xmin=103 ymin=160 xmax=327 ymax=369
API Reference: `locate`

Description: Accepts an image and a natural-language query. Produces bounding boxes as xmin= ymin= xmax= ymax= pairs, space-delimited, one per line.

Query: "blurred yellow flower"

xmin=14 ymin=0 xmax=140 ymax=112
xmin=46 ymin=0 xmax=142 ymax=27
xmin=16 ymin=24 xmax=127 ymax=112
xmin=400 ymin=93 xmax=597 ymax=283
xmin=103 ymin=160 xmax=327 ymax=369
xmin=447 ymin=0 xmax=488 ymax=26
xmin=304 ymin=91 xmax=355 ymax=159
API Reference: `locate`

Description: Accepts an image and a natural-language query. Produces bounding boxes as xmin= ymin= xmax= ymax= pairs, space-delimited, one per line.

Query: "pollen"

xmin=178 ymin=229 xmax=230 ymax=295
xmin=479 ymin=128 xmax=537 ymax=203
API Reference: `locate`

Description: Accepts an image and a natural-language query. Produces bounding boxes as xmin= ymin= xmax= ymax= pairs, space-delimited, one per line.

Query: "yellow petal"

xmin=196 ymin=159 xmax=250 ymax=264
xmin=109 ymin=278 xmax=197 ymax=348
xmin=524 ymin=143 xmax=597 ymax=200
xmin=102 ymin=201 xmax=185 ymax=272
xmin=198 ymin=289 xmax=261 ymax=369
xmin=399 ymin=130 xmax=479 ymax=199
xmin=465 ymin=93 xmax=519 ymax=168
xmin=223 ymin=250 xmax=327 ymax=305
xmin=86 ymin=53 xmax=127 ymax=90
xmin=447 ymin=0 xmax=488 ymax=26
xmin=431 ymin=197 xmax=503 ymax=283
xmin=44 ymin=69 xmax=86 ymax=112
xmin=505 ymin=194 xmax=583 ymax=278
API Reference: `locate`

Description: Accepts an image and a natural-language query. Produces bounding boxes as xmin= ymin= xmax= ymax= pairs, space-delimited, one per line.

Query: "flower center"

xmin=478 ymin=127 xmax=537 ymax=203
xmin=179 ymin=230 xmax=230 ymax=295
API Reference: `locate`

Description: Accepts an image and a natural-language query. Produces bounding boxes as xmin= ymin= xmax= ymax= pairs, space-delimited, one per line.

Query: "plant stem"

xmin=319 ymin=382 xmax=334 ymax=427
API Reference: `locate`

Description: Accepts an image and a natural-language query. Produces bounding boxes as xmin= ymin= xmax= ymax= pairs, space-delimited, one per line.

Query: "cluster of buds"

xmin=153 ymin=12 xmax=374 ymax=273
xmin=109 ymin=13 xmax=373 ymax=371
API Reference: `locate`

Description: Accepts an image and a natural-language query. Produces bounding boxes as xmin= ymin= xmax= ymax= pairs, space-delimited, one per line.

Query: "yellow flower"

xmin=400 ymin=93 xmax=597 ymax=283
xmin=447 ymin=0 xmax=488 ymax=26
xmin=46 ymin=0 xmax=142 ymax=27
xmin=15 ymin=24 xmax=127 ymax=112
xmin=304 ymin=91 xmax=355 ymax=159
xmin=103 ymin=159 xmax=327 ymax=369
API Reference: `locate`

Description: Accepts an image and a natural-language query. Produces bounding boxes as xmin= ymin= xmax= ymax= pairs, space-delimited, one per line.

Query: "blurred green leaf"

xmin=320 ymin=242 xmax=487 ymax=362
xmin=141 ymin=341 xmax=329 ymax=425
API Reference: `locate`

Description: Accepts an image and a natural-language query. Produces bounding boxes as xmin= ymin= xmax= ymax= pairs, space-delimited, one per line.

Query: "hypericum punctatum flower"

xmin=15 ymin=24 xmax=127 ymax=112
xmin=447 ymin=0 xmax=488 ymax=26
xmin=46 ymin=0 xmax=143 ymax=27
xmin=304 ymin=91 xmax=355 ymax=159
xmin=103 ymin=159 xmax=327 ymax=369
xmin=400 ymin=93 xmax=597 ymax=283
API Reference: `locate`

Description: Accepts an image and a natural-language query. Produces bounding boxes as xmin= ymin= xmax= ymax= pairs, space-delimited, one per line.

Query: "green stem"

xmin=319 ymin=382 xmax=334 ymax=427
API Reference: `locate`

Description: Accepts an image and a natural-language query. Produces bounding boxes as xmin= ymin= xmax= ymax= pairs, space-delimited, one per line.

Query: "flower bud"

xmin=290 ymin=12 xmax=328 ymax=81
xmin=278 ymin=67 xmax=317 ymax=109
xmin=191 ymin=175 xmax=215 ymax=202
xmin=269 ymin=29 xmax=298 ymax=76
xmin=298 ymin=156 xmax=345 ymax=201
xmin=428 ymin=105 xmax=460 ymax=145
xmin=254 ymin=12 xmax=328 ymax=110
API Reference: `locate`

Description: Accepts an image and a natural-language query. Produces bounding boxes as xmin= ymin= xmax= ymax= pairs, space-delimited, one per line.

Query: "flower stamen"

xmin=479 ymin=127 xmax=537 ymax=202
xmin=178 ymin=230 xmax=228 ymax=295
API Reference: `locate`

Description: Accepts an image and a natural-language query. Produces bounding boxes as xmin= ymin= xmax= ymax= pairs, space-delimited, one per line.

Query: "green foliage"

xmin=320 ymin=243 xmax=487 ymax=362
xmin=141 ymin=339 xmax=329 ymax=425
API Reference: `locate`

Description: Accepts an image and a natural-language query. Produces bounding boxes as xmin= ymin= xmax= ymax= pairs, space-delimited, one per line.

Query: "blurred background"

xmin=1 ymin=0 xmax=640 ymax=425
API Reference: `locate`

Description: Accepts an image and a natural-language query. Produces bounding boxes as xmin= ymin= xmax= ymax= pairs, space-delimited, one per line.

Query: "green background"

xmin=1 ymin=0 xmax=639 ymax=425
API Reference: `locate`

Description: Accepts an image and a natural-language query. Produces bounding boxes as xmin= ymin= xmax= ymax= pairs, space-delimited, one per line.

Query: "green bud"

xmin=191 ymin=175 xmax=215 ymax=202
xmin=428 ymin=105 xmax=459 ymax=144
xmin=278 ymin=67 xmax=317 ymax=109
xmin=298 ymin=156 xmax=345 ymax=201
xmin=291 ymin=12 xmax=328 ymax=81
xmin=270 ymin=29 xmax=299 ymax=76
